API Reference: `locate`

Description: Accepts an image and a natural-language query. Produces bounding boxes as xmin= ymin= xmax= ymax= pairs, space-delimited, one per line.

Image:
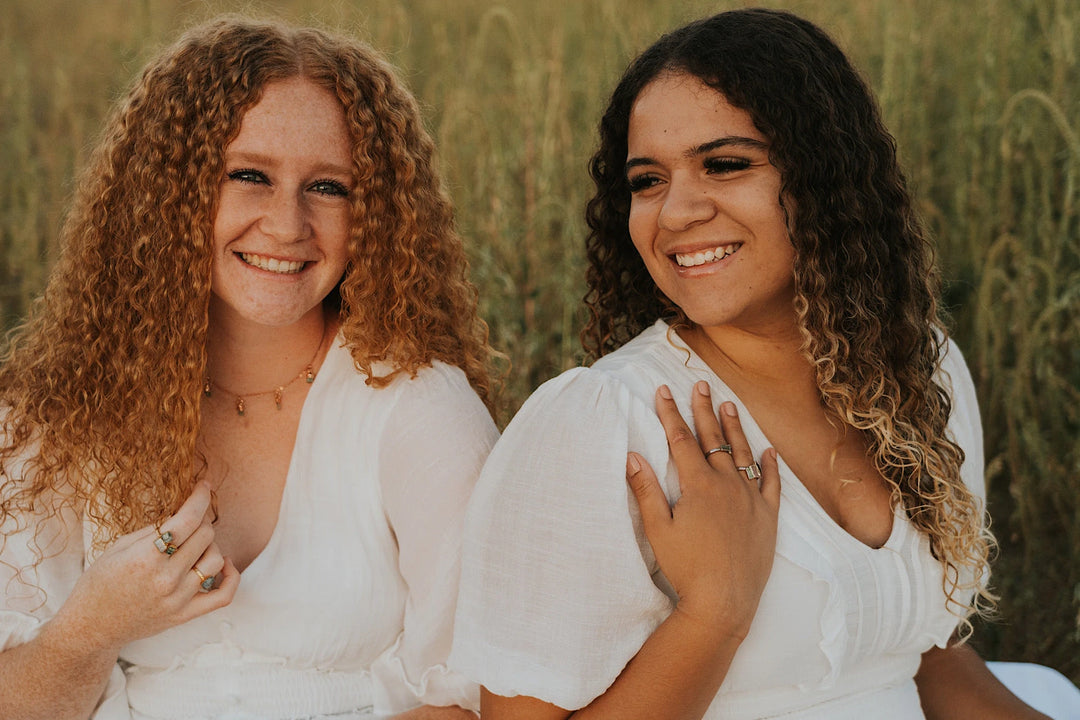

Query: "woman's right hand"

xmin=626 ymin=381 xmax=780 ymax=641
xmin=52 ymin=481 xmax=239 ymax=654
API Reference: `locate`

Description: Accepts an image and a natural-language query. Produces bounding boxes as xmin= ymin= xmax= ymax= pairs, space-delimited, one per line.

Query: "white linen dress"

xmin=451 ymin=320 xmax=984 ymax=719
xmin=1 ymin=339 xmax=499 ymax=719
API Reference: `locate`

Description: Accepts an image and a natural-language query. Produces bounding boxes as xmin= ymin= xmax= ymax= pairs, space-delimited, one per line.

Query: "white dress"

xmin=451 ymin=320 xmax=984 ymax=719
xmin=0 ymin=339 xmax=499 ymax=720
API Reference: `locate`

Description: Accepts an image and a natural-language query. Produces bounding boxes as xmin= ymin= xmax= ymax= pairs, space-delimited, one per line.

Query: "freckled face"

xmin=626 ymin=72 xmax=796 ymax=333
xmin=210 ymin=77 xmax=353 ymax=330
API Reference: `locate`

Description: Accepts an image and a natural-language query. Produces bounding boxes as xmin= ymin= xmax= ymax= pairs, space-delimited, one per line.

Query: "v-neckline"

xmin=655 ymin=321 xmax=901 ymax=552
xmin=236 ymin=335 xmax=338 ymax=579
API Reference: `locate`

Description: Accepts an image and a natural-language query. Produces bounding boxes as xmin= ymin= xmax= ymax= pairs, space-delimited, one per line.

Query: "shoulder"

xmin=480 ymin=323 xmax=686 ymax=497
xmin=935 ymin=334 xmax=980 ymax=435
xmin=384 ymin=361 xmax=494 ymax=437
xmin=518 ymin=320 xmax=681 ymax=418
xmin=935 ymin=335 xmax=977 ymax=399
xmin=301 ymin=340 xmax=497 ymax=461
xmin=935 ymin=334 xmax=985 ymax=500
xmin=320 ymin=337 xmax=490 ymax=418
xmin=592 ymin=320 xmax=684 ymax=386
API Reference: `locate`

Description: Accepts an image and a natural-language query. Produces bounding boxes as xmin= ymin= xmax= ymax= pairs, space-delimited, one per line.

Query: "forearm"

xmin=0 ymin=612 xmax=119 ymax=720
xmin=915 ymin=643 xmax=1051 ymax=720
xmin=576 ymin=605 xmax=742 ymax=720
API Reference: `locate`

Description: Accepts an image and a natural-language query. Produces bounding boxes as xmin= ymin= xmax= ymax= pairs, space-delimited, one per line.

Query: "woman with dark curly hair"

xmin=452 ymin=9 xmax=1054 ymax=720
xmin=0 ymin=17 xmax=494 ymax=720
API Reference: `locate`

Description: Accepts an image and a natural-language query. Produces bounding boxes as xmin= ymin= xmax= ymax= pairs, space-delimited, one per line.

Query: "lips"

xmin=674 ymin=243 xmax=741 ymax=268
xmin=238 ymin=252 xmax=306 ymax=274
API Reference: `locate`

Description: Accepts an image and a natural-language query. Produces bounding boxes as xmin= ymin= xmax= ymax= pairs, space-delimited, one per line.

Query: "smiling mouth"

xmin=239 ymin=252 xmax=307 ymax=275
xmin=674 ymin=243 xmax=741 ymax=268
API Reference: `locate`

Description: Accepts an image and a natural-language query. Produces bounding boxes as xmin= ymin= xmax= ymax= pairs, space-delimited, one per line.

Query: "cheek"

xmin=211 ymin=194 xmax=244 ymax=251
xmin=319 ymin=232 xmax=352 ymax=288
xmin=627 ymin=208 xmax=655 ymax=261
xmin=326 ymin=215 xmax=352 ymax=265
xmin=626 ymin=230 xmax=671 ymax=297
xmin=327 ymin=251 xmax=349 ymax=281
xmin=628 ymin=232 xmax=659 ymax=283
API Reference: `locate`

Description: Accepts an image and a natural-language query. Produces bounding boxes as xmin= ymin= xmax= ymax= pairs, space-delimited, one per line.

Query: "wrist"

xmin=42 ymin=606 xmax=124 ymax=663
xmin=671 ymin=599 xmax=752 ymax=646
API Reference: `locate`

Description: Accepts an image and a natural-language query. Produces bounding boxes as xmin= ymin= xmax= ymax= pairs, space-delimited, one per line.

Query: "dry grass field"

xmin=3 ymin=0 xmax=1077 ymax=683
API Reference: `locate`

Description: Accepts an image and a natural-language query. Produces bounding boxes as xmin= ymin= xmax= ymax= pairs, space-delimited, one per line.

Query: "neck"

xmin=205 ymin=302 xmax=330 ymax=395
xmin=680 ymin=319 xmax=815 ymax=390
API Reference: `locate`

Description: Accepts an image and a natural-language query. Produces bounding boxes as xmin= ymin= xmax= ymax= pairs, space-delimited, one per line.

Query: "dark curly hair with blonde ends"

xmin=0 ymin=17 xmax=497 ymax=547
xmin=583 ymin=9 xmax=993 ymax=623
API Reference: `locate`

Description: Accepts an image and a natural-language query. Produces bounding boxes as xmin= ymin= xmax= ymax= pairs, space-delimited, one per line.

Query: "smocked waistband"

xmin=124 ymin=660 xmax=375 ymax=720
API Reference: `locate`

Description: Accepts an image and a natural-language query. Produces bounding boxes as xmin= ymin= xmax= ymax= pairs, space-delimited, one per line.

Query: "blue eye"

xmin=310 ymin=180 xmax=349 ymax=197
xmin=227 ymin=169 xmax=268 ymax=184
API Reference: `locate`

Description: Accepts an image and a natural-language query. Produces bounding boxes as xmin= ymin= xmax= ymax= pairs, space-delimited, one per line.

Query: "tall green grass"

xmin=3 ymin=0 xmax=1077 ymax=682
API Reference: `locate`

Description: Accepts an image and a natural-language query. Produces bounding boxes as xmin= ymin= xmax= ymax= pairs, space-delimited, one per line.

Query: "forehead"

xmin=227 ymin=77 xmax=352 ymax=162
xmin=627 ymin=72 xmax=765 ymax=153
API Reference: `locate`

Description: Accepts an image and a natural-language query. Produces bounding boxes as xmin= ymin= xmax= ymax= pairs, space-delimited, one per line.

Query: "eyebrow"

xmin=225 ymin=150 xmax=353 ymax=178
xmin=625 ymin=135 xmax=768 ymax=173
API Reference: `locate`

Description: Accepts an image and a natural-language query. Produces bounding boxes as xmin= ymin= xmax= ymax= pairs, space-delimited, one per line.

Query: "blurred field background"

xmin=2 ymin=0 xmax=1077 ymax=683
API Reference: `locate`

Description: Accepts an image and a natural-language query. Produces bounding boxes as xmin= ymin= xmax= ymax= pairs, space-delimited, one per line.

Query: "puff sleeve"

xmin=450 ymin=367 xmax=676 ymax=710
xmin=0 ymin=477 xmax=132 ymax=718
xmin=939 ymin=339 xmax=986 ymax=505
xmin=369 ymin=363 xmax=498 ymax=715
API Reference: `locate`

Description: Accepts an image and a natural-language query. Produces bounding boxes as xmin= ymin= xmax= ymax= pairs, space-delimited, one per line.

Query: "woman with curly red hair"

xmin=452 ymin=9 xmax=1054 ymax=720
xmin=0 ymin=17 xmax=494 ymax=720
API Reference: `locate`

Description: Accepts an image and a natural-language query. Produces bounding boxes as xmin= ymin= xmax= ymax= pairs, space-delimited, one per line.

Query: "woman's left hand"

xmin=626 ymin=381 xmax=780 ymax=641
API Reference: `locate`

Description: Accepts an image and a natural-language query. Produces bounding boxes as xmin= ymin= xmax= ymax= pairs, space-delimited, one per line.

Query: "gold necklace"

xmin=203 ymin=326 xmax=327 ymax=416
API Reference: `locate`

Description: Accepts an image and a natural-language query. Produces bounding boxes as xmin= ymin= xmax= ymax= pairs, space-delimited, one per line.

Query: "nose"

xmin=259 ymin=189 xmax=311 ymax=242
xmin=657 ymin=175 xmax=716 ymax=232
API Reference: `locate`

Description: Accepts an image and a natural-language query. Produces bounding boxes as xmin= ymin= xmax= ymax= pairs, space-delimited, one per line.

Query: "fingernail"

xmin=722 ymin=401 xmax=737 ymax=417
xmin=695 ymin=380 xmax=710 ymax=396
xmin=767 ymin=447 xmax=777 ymax=460
xmin=658 ymin=384 xmax=673 ymax=400
xmin=626 ymin=453 xmax=641 ymax=476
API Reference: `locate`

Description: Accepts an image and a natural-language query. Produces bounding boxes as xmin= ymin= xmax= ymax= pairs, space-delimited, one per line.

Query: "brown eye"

xmin=704 ymin=157 xmax=752 ymax=174
xmin=627 ymin=173 xmax=661 ymax=193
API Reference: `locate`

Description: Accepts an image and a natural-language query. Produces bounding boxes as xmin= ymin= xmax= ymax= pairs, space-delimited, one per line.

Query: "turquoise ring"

xmin=192 ymin=566 xmax=216 ymax=592
xmin=737 ymin=462 xmax=763 ymax=482
xmin=153 ymin=529 xmax=178 ymax=555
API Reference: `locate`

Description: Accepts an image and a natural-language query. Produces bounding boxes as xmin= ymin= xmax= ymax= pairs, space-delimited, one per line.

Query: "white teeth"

xmin=675 ymin=244 xmax=739 ymax=267
xmin=240 ymin=252 xmax=305 ymax=274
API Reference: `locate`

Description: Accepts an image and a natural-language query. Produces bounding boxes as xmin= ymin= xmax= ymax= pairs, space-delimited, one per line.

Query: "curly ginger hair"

xmin=0 ymin=17 xmax=496 ymax=544
xmin=583 ymin=9 xmax=993 ymax=622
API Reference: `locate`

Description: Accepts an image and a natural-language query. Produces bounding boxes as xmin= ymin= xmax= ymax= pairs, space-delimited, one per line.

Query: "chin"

xmin=668 ymin=301 xmax=732 ymax=329
xmin=212 ymin=300 xmax=325 ymax=331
